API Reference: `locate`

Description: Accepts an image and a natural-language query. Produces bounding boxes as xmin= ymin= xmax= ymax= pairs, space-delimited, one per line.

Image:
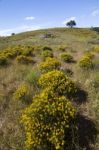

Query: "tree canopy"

xmin=66 ymin=20 xmax=76 ymax=28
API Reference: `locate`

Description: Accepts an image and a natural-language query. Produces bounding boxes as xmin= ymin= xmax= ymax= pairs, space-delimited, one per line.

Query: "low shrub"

xmin=78 ymin=56 xmax=94 ymax=69
xmin=21 ymin=92 xmax=76 ymax=150
xmin=43 ymin=46 xmax=52 ymax=51
xmin=94 ymin=45 xmax=99 ymax=53
xmin=2 ymin=47 xmax=21 ymax=58
xmin=16 ymin=55 xmax=35 ymax=64
xmin=1 ymin=48 xmax=18 ymax=58
xmin=39 ymin=57 xmax=61 ymax=73
xmin=13 ymin=83 xmax=31 ymax=104
xmin=84 ymin=52 xmax=95 ymax=59
xmin=41 ymin=50 xmax=53 ymax=60
xmin=0 ymin=54 xmax=8 ymax=66
xmin=13 ymin=46 xmax=34 ymax=56
xmin=2 ymin=46 xmax=34 ymax=59
xmin=5 ymin=52 xmax=17 ymax=58
xmin=38 ymin=70 xmax=77 ymax=96
xmin=60 ymin=53 xmax=73 ymax=63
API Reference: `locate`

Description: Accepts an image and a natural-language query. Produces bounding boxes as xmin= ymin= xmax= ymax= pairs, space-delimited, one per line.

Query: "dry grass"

xmin=0 ymin=28 xmax=99 ymax=150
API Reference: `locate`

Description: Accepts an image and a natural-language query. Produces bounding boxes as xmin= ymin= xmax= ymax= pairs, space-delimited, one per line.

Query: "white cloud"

xmin=62 ymin=17 xmax=76 ymax=25
xmin=0 ymin=29 xmax=13 ymax=36
xmin=92 ymin=10 xmax=99 ymax=16
xmin=0 ymin=25 xmax=40 ymax=36
xmin=25 ymin=16 xmax=35 ymax=20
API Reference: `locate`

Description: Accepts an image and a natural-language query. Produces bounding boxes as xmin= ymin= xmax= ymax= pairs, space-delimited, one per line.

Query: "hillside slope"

xmin=0 ymin=28 xmax=99 ymax=150
xmin=0 ymin=28 xmax=99 ymax=50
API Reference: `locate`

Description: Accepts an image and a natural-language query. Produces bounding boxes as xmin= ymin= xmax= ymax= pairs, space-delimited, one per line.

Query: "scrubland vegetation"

xmin=0 ymin=28 xmax=99 ymax=150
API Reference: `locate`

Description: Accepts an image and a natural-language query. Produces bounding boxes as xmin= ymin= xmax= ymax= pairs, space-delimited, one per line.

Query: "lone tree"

xmin=66 ymin=20 xmax=76 ymax=28
xmin=11 ymin=33 xmax=15 ymax=36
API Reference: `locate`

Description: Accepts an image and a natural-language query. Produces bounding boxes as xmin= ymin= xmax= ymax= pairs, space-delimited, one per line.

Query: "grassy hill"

xmin=0 ymin=28 xmax=99 ymax=50
xmin=0 ymin=28 xmax=99 ymax=150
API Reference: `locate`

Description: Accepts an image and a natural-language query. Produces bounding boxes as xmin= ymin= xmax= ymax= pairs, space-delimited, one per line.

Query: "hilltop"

xmin=0 ymin=27 xmax=99 ymax=50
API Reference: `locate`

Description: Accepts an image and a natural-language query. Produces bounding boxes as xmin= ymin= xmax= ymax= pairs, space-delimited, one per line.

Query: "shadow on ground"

xmin=76 ymin=114 xmax=97 ymax=150
xmin=73 ymin=88 xmax=88 ymax=104
xmin=64 ymin=114 xmax=97 ymax=150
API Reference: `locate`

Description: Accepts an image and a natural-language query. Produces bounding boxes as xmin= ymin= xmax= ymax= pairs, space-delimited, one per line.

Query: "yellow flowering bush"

xmin=60 ymin=53 xmax=73 ymax=63
xmin=0 ymin=45 xmax=34 ymax=60
xmin=39 ymin=57 xmax=61 ymax=73
xmin=21 ymin=60 xmax=77 ymax=150
xmin=11 ymin=45 xmax=34 ymax=56
xmin=16 ymin=55 xmax=35 ymax=64
xmin=38 ymin=70 xmax=77 ymax=96
xmin=21 ymin=90 xmax=76 ymax=150
xmin=0 ymin=48 xmax=17 ymax=59
xmin=94 ymin=45 xmax=99 ymax=53
xmin=1 ymin=49 xmax=17 ymax=58
xmin=84 ymin=52 xmax=94 ymax=59
xmin=78 ymin=56 xmax=94 ymax=69
xmin=13 ymin=83 xmax=31 ymax=104
xmin=5 ymin=52 xmax=17 ymax=58
xmin=1 ymin=47 xmax=20 ymax=58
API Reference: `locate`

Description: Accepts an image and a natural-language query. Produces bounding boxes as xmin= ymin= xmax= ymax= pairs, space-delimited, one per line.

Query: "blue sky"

xmin=0 ymin=0 xmax=99 ymax=36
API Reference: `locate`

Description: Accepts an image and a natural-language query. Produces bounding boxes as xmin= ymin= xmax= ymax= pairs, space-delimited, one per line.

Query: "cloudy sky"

xmin=0 ymin=0 xmax=99 ymax=36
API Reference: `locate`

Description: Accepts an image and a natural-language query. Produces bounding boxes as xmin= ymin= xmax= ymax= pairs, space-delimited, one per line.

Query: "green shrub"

xmin=39 ymin=57 xmax=61 ymax=73
xmin=26 ymin=71 xmax=39 ymax=86
xmin=60 ymin=53 xmax=73 ymax=63
xmin=21 ymin=92 xmax=76 ymax=150
xmin=79 ymin=56 xmax=94 ymax=69
xmin=38 ymin=70 xmax=77 ymax=96
xmin=16 ymin=55 xmax=35 ymax=64
xmin=41 ymin=50 xmax=53 ymax=60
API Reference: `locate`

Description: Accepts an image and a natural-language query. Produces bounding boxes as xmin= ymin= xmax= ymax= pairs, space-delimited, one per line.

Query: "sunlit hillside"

xmin=0 ymin=28 xmax=99 ymax=150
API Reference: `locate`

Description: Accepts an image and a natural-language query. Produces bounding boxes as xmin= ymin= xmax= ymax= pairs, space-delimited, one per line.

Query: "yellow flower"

xmin=39 ymin=57 xmax=61 ymax=73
